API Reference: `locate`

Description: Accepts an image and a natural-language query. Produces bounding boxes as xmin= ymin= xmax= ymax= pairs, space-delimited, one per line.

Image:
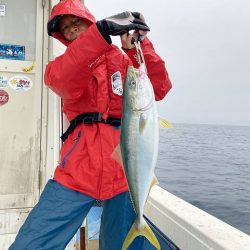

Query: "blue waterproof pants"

xmin=9 ymin=179 xmax=155 ymax=250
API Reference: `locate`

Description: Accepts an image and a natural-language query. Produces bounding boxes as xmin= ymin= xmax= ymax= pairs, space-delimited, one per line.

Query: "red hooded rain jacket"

xmin=45 ymin=0 xmax=172 ymax=200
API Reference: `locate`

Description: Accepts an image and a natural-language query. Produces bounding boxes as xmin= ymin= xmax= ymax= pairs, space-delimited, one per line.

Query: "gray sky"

xmin=86 ymin=0 xmax=250 ymax=126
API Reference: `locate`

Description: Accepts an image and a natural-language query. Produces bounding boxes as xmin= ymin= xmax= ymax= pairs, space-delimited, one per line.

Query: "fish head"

xmin=124 ymin=64 xmax=154 ymax=112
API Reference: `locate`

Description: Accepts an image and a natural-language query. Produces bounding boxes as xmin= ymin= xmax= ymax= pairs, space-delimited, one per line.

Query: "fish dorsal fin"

xmin=158 ymin=117 xmax=173 ymax=129
xmin=111 ymin=144 xmax=124 ymax=168
xmin=139 ymin=113 xmax=147 ymax=134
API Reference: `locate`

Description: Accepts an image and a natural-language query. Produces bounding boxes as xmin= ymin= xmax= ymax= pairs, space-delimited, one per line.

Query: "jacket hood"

xmin=47 ymin=0 xmax=96 ymax=46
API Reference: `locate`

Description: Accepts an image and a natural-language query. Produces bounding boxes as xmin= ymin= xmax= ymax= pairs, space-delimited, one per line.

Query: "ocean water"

xmin=156 ymin=123 xmax=250 ymax=235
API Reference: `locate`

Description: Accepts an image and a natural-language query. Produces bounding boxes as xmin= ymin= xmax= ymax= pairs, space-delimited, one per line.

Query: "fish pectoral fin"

xmin=158 ymin=117 xmax=173 ymax=129
xmin=139 ymin=114 xmax=147 ymax=134
xmin=122 ymin=219 xmax=161 ymax=250
xmin=111 ymin=144 xmax=124 ymax=168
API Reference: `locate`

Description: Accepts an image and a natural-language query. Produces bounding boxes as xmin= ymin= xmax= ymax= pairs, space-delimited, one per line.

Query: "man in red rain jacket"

xmin=10 ymin=0 xmax=172 ymax=249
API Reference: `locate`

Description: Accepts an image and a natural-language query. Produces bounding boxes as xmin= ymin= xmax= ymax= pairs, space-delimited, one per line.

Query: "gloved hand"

xmin=96 ymin=11 xmax=150 ymax=44
xmin=121 ymin=13 xmax=148 ymax=49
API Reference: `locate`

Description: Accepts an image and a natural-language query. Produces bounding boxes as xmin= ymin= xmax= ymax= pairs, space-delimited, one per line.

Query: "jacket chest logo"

xmin=111 ymin=71 xmax=123 ymax=96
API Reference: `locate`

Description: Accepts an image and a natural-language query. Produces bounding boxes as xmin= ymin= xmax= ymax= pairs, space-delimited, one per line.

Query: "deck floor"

xmin=89 ymin=240 xmax=99 ymax=250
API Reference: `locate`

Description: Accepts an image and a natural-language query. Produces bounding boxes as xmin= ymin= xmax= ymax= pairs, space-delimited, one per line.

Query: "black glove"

xmin=96 ymin=11 xmax=150 ymax=44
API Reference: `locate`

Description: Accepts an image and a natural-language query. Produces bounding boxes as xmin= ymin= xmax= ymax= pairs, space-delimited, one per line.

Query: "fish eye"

xmin=130 ymin=81 xmax=136 ymax=86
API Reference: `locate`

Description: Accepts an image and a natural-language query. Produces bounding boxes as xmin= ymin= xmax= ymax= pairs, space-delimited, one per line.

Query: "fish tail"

xmin=122 ymin=219 xmax=161 ymax=250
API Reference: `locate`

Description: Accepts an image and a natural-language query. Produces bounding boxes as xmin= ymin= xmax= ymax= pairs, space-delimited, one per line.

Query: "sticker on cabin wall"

xmin=8 ymin=76 xmax=33 ymax=91
xmin=0 ymin=5 xmax=6 ymax=17
xmin=0 ymin=44 xmax=25 ymax=61
xmin=0 ymin=89 xmax=9 ymax=106
xmin=111 ymin=71 xmax=123 ymax=96
xmin=0 ymin=76 xmax=8 ymax=88
xmin=22 ymin=62 xmax=35 ymax=73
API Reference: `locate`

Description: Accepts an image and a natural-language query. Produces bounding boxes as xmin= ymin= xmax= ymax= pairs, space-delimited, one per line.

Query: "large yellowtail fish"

xmin=119 ymin=41 xmax=164 ymax=250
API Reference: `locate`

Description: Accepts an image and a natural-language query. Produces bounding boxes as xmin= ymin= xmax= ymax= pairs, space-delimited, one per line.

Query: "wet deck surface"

xmin=89 ymin=240 xmax=98 ymax=250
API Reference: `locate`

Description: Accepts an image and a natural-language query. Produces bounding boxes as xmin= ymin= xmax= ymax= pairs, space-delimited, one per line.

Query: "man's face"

xmin=59 ymin=15 xmax=89 ymax=41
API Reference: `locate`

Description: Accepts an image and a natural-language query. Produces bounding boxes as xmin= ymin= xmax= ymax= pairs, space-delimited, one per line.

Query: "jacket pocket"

xmin=61 ymin=131 xmax=81 ymax=168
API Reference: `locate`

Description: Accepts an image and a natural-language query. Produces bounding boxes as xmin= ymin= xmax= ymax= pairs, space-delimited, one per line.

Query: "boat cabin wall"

xmin=0 ymin=1 xmax=83 ymax=249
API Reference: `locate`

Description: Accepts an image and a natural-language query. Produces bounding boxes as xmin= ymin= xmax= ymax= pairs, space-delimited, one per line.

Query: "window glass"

xmin=0 ymin=0 xmax=36 ymax=61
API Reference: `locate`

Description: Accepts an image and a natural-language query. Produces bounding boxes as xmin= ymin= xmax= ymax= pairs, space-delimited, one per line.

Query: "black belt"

xmin=61 ymin=112 xmax=121 ymax=142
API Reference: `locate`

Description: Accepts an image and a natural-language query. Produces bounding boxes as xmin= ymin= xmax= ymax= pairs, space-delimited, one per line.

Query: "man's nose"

xmin=70 ymin=26 xmax=78 ymax=33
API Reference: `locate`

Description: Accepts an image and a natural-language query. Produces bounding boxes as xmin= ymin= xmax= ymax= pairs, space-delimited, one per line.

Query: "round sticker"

xmin=0 ymin=89 xmax=9 ymax=106
xmin=8 ymin=76 xmax=33 ymax=91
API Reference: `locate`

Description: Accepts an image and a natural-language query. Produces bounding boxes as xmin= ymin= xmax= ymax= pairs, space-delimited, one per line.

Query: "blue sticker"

xmin=0 ymin=44 xmax=25 ymax=61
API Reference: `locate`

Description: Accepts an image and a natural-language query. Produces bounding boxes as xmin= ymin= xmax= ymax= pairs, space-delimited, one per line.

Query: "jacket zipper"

xmin=97 ymin=125 xmax=104 ymax=198
xmin=61 ymin=131 xmax=81 ymax=168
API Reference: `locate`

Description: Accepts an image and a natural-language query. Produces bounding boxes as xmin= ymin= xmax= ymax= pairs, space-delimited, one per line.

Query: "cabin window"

xmin=0 ymin=0 xmax=36 ymax=61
